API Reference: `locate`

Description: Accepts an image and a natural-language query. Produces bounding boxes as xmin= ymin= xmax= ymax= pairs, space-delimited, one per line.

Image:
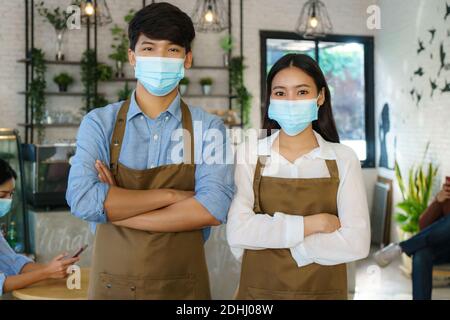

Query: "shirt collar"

xmin=257 ymin=130 xmax=337 ymax=160
xmin=127 ymin=90 xmax=182 ymax=122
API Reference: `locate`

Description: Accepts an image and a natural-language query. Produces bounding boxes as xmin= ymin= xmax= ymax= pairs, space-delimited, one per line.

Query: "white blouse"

xmin=226 ymin=130 xmax=371 ymax=267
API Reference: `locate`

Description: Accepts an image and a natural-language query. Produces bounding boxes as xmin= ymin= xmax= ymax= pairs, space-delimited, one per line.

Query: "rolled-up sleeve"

xmin=66 ymin=114 xmax=111 ymax=223
xmin=194 ymin=117 xmax=235 ymax=224
xmin=0 ymin=235 xmax=33 ymax=296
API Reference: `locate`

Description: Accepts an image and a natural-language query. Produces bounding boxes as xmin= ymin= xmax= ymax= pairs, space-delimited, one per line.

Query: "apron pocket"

xmin=141 ymin=274 xmax=197 ymax=300
xmin=247 ymin=286 xmax=345 ymax=300
xmin=97 ymin=272 xmax=138 ymax=300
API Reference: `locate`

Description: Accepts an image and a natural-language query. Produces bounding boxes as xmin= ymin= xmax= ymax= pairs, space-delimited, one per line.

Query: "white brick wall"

xmin=375 ymin=0 xmax=450 ymax=241
xmin=0 ymin=0 xmax=376 ymax=140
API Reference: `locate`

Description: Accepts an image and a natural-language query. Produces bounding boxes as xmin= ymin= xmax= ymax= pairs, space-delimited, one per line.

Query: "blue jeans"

xmin=399 ymin=214 xmax=450 ymax=300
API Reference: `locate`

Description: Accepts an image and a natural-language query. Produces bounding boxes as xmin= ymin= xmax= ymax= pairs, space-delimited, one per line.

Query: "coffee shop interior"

xmin=0 ymin=0 xmax=449 ymax=300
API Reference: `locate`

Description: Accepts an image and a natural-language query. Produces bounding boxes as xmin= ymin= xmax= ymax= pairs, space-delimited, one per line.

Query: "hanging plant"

xmin=36 ymin=1 xmax=71 ymax=31
xmin=36 ymin=1 xmax=72 ymax=61
xmin=230 ymin=57 xmax=252 ymax=127
xmin=81 ymin=49 xmax=108 ymax=113
xmin=28 ymin=48 xmax=47 ymax=143
xmin=109 ymin=10 xmax=135 ymax=78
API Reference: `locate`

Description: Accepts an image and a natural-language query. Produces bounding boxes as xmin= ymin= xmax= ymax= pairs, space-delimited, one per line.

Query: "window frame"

xmin=260 ymin=31 xmax=375 ymax=168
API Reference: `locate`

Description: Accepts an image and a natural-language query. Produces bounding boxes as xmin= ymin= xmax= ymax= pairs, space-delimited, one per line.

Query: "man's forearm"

xmin=104 ymin=187 xmax=179 ymax=221
xmin=419 ymin=199 xmax=443 ymax=230
xmin=113 ymin=197 xmax=221 ymax=232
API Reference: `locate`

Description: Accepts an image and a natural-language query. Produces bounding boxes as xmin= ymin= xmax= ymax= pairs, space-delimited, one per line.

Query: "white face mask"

xmin=134 ymin=56 xmax=185 ymax=96
xmin=0 ymin=198 xmax=12 ymax=218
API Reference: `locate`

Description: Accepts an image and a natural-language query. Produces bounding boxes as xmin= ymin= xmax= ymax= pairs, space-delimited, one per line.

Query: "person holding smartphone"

xmin=374 ymin=177 xmax=450 ymax=300
xmin=0 ymin=159 xmax=79 ymax=296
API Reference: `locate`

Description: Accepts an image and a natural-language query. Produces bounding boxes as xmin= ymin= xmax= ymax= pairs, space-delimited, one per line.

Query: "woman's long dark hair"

xmin=263 ymin=53 xmax=340 ymax=143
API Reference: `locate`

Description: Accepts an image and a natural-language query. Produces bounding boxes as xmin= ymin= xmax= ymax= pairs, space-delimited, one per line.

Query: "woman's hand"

xmin=43 ymin=254 xmax=80 ymax=279
xmin=436 ymin=183 xmax=450 ymax=203
xmin=95 ymin=160 xmax=116 ymax=186
xmin=304 ymin=213 xmax=341 ymax=237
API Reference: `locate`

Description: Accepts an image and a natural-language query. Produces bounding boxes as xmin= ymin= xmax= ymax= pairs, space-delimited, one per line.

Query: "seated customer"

xmin=0 ymin=159 xmax=79 ymax=296
xmin=374 ymin=180 xmax=450 ymax=300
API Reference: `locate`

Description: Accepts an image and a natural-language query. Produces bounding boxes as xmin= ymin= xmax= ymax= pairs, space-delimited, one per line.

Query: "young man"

xmin=0 ymin=159 xmax=79 ymax=296
xmin=66 ymin=3 xmax=235 ymax=300
xmin=374 ymin=181 xmax=450 ymax=300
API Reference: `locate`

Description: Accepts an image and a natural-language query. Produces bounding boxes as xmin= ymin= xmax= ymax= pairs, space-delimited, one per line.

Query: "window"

xmin=261 ymin=31 xmax=375 ymax=168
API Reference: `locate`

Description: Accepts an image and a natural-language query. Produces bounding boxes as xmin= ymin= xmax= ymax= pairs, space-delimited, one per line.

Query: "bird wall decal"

xmin=445 ymin=2 xmax=450 ymax=20
xmin=428 ymin=28 xmax=436 ymax=44
xmin=417 ymin=40 xmax=425 ymax=54
xmin=414 ymin=67 xmax=424 ymax=77
xmin=430 ymin=78 xmax=438 ymax=97
xmin=416 ymin=91 xmax=422 ymax=106
xmin=438 ymin=43 xmax=447 ymax=76
xmin=441 ymin=80 xmax=450 ymax=93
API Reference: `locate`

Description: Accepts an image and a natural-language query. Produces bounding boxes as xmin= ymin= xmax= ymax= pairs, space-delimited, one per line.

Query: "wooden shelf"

xmin=18 ymin=91 xmax=104 ymax=97
xmin=102 ymin=78 xmax=136 ymax=82
xmin=190 ymin=65 xmax=229 ymax=70
xmin=17 ymin=59 xmax=82 ymax=66
xmin=184 ymin=94 xmax=236 ymax=99
xmin=18 ymin=123 xmax=80 ymax=128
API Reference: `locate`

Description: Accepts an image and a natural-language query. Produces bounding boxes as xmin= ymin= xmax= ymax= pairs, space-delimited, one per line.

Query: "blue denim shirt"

xmin=0 ymin=234 xmax=32 ymax=296
xmin=66 ymin=92 xmax=235 ymax=240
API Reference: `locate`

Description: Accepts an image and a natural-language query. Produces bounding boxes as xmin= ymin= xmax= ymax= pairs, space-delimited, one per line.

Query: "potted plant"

xmin=179 ymin=77 xmax=190 ymax=95
xmin=230 ymin=57 xmax=252 ymax=127
xmin=220 ymin=35 xmax=233 ymax=67
xmin=394 ymin=144 xmax=438 ymax=275
xmin=36 ymin=2 xmax=71 ymax=61
xmin=53 ymin=72 xmax=74 ymax=92
xmin=200 ymin=77 xmax=213 ymax=95
xmin=109 ymin=10 xmax=135 ymax=79
xmin=97 ymin=63 xmax=113 ymax=81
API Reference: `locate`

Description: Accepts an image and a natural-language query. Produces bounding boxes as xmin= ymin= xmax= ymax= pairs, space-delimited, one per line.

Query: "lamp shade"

xmin=295 ymin=0 xmax=333 ymax=38
xmin=192 ymin=0 xmax=229 ymax=33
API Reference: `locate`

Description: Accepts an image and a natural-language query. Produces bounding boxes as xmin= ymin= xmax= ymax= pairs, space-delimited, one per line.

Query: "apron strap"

xmin=110 ymin=99 xmax=131 ymax=175
xmin=252 ymin=156 xmax=269 ymax=213
xmin=109 ymin=98 xmax=195 ymax=174
xmin=325 ymin=159 xmax=339 ymax=179
xmin=180 ymin=100 xmax=195 ymax=164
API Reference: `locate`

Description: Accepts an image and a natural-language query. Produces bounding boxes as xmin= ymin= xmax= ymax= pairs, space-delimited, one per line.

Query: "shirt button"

xmin=153 ymin=134 xmax=158 ymax=140
xmin=165 ymin=116 xmax=169 ymax=121
xmin=140 ymin=115 xmax=144 ymax=120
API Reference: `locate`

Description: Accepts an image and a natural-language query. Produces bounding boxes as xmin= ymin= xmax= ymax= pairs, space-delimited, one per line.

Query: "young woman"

xmin=0 ymin=159 xmax=79 ymax=296
xmin=227 ymin=54 xmax=371 ymax=300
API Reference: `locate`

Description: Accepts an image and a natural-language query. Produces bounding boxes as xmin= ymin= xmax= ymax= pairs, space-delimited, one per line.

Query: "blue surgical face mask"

xmin=135 ymin=56 xmax=185 ymax=97
xmin=0 ymin=198 xmax=12 ymax=218
xmin=268 ymin=96 xmax=320 ymax=136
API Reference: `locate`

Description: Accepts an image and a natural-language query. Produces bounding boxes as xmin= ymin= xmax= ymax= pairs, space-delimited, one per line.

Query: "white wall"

xmin=375 ymin=0 xmax=450 ymax=242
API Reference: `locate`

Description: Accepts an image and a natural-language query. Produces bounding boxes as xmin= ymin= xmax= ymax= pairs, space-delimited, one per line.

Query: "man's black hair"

xmin=128 ymin=2 xmax=196 ymax=52
xmin=0 ymin=159 xmax=17 ymax=186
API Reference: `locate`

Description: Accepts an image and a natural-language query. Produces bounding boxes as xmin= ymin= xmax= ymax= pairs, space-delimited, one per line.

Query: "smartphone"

xmin=68 ymin=244 xmax=88 ymax=259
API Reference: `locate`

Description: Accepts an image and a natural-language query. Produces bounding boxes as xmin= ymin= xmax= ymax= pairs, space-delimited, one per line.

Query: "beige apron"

xmin=88 ymin=99 xmax=211 ymax=300
xmin=237 ymin=155 xmax=347 ymax=300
